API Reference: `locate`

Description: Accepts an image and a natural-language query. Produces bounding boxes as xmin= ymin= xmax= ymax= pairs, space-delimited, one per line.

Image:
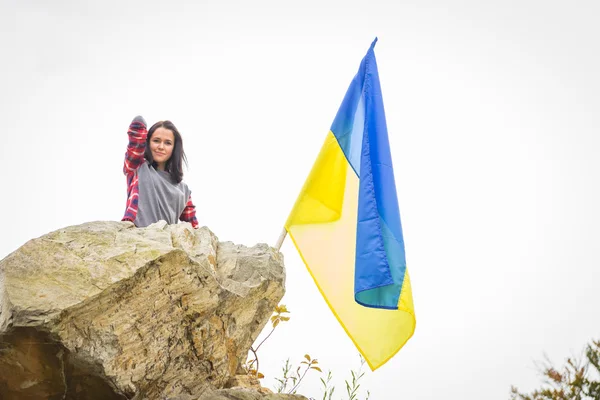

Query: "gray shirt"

xmin=134 ymin=162 xmax=191 ymax=228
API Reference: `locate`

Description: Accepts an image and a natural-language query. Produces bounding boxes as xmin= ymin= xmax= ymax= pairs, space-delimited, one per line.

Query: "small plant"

xmin=290 ymin=354 xmax=371 ymax=400
xmin=290 ymin=354 xmax=322 ymax=394
xmin=510 ymin=339 xmax=600 ymax=400
xmin=273 ymin=354 xmax=322 ymax=394
xmin=244 ymin=304 xmax=291 ymax=379
xmin=270 ymin=304 xmax=291 ymax=329
xmin=274 ymin=358 xmax=294 ymax=393
xmin=320 ymin=370 xmax=335 ymax=400
xmin=345 ymin=355 xmax=368 ymax=400
xmin=249 ymin=305 xmax=372 ymax=400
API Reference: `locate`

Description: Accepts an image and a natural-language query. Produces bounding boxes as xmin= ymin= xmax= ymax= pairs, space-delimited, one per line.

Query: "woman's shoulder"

xmin=178 ymin=179 xmax=192 ymax=195
xmin=179 ymin=179 xmax=191 ymax=189
xmin=137 ymin=160 xmax=152 ymax=172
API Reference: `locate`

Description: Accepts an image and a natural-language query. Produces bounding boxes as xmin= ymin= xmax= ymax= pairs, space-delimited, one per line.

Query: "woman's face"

xmin=149 ymin=127 xmax=175 ymax=170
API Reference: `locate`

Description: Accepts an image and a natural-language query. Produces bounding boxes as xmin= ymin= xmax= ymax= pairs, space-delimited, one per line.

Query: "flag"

xmin=284 ymin=38 xmax=415 ymax=370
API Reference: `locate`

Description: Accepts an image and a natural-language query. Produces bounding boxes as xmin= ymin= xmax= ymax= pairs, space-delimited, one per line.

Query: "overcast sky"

xmin=1 ymin=1 xmax=600 ymax=399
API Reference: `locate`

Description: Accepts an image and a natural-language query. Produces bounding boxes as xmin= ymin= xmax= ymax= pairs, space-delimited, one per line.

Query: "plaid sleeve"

xmin=180 ymin=195 xmax=199 ymax=228
xmin=123 ymin=116 xmax=148 ymax=175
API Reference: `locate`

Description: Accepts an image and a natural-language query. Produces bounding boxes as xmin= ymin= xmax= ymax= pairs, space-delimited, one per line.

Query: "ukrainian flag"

xmin=285 ymin=38 xmax=415 ymax=370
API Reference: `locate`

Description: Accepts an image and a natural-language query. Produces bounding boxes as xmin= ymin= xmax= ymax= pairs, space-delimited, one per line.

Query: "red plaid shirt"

xmin=121 ymin=118 xmax=198 ymax=228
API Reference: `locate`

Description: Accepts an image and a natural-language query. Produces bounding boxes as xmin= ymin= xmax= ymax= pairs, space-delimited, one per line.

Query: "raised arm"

xmin=180 ymin=195 xmax=199 ymax=228
xmin=123 ymin=115 xmax=148 ymax=175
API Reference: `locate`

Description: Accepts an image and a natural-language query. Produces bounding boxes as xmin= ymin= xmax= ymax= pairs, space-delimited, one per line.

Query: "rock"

xmin=225 ymin=374 xmax=273 ymax=395
xmin=198 ymin=388 xmax=307 ymax=400
xmin=0 ymin=221 xmax=288 ymax=400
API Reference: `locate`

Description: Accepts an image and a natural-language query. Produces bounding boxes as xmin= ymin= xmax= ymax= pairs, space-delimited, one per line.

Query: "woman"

xmin=121 ymin=115 xmax=198 ymax=228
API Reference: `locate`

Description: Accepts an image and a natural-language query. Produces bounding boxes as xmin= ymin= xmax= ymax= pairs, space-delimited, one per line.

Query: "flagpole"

xmin=274 ymin=228 xmax=287 ymax=251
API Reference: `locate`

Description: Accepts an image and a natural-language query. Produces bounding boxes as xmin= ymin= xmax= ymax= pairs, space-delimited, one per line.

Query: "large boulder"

xmin=0 ymin=221 xmax=301 ymax=400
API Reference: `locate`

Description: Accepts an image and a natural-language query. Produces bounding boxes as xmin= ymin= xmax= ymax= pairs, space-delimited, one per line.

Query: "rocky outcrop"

xmin=0 ymin=221 xmax=303 ymax=400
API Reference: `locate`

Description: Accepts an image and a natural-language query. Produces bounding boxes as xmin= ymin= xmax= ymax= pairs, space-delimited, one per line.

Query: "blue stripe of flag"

xmin=330 ymin=38 xmax=407 ymax=310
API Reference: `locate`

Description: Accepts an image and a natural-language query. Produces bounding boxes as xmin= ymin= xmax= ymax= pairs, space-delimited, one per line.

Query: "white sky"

xmin=2 ymin=1 xmax=600 ymax=399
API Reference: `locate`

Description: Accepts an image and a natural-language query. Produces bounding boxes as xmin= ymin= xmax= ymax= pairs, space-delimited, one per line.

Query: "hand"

xmin=132 ymin=115 xmax=147 ymax=127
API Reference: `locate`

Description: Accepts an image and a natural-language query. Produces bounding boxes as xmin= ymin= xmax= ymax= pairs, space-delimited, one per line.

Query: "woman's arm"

xmin=180 ymin=195 xmax=199 ymax=228
xmin=123 ymin=115 xmax=148 ymax=175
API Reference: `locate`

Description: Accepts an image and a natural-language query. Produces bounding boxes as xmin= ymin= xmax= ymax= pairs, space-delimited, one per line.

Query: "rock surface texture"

xmin=0 ymin=221 xmax=303 ymax=400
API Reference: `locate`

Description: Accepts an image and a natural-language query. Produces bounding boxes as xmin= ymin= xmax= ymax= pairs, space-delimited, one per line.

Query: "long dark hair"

xmin=144 ymin=120 xmax=188 ymax=183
